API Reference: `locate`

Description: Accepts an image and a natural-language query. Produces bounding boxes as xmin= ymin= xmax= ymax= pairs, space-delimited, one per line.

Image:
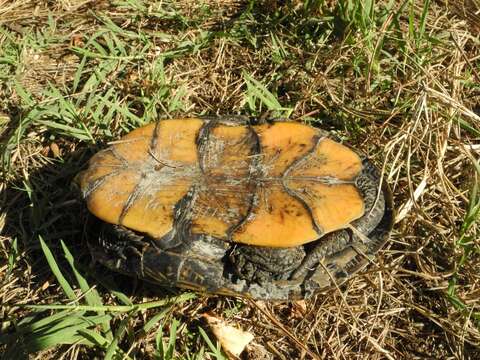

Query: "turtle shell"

xmin=76 ymin=117 xmax=393 ymax=300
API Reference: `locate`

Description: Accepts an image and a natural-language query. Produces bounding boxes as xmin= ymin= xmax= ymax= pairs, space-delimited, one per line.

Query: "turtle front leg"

xmin=292 ymin=158 xmax=390 ymax=282
xmin=93 ymin=224 xmax=148 ymax=277
xmin=291 ymin=229 xmax=354 ymax=280
xmin=289 ymin=228 xmax=376 ymax=297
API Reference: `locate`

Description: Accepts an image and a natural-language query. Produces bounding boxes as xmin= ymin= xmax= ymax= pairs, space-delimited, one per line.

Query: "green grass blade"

xmin=243 ymin=72 xmax=292 ymax=117
xmin=72 ymin=55 xmax=87 ymax=93
xmin=6 ymin=237 xmax=18 ymax=276
xmin=11 ymin=310 xmax=83 ymax=335
xmin=78 ymin=328 xmax=133 ymax=360
xmin=41 ymin=314 xmax=113 ymax=336
xmin=13 ymin=80 xmax=35 ymax=107
xmin=104 ymin=316 xmax=129 ymax=360
xmin=61 ymin=240 xmax=103 ymax=306
xmin=22 ymin=315 xmax=111 ymax=352
xmin=143 ymin=307 xmax=170 ymax=333
xmin=244 ymin=72 xmax=282 ymax=110
xmin=61 ymin=240 xmax=113 ymax=340
xmin=166 ymin=318 xmax=179 ymax=359
xmin=35 ymin=120 xmax=92 ymax=140
xmin=39 ymin=236 xmax=77 ymax=302
xmin=21 ymin=292 xmax=196 ymax=312
xmin=199 ymin=327 xmax=227 ymax=360
xmin=417 ymin=0 xmax=430 ymax=44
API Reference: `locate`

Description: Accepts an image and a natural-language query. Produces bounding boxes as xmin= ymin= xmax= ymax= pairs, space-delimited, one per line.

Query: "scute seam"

xmin=226 ymin=123 xmax=261 ymax=241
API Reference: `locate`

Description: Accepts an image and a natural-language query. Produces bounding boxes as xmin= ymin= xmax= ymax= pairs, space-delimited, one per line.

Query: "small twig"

xmin=426 ymin=87 xmax=480 ymax=123
xmin=148 ymin=149 xmax=177 ymax=168
xmin=450 ymin=32 xmax=480 ymax=84
xmin=247 ymin=299 xmax=322 ymax=360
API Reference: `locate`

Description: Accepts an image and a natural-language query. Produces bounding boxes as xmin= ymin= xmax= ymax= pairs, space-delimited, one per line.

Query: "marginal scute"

xmin=232 ymin=188 xmax=319 ymax=247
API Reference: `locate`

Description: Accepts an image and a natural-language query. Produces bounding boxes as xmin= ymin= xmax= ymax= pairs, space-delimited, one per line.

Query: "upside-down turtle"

xmin=76 ymin=116 xmax=393 ymax=300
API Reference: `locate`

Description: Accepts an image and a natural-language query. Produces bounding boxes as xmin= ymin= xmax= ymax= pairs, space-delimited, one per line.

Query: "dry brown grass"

xmin=1 ymin=0 xmax=479 ymax=359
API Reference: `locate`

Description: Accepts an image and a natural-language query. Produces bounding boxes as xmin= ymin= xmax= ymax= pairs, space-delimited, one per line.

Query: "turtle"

xmin=75 ymin=116 xmax=394 ymax=300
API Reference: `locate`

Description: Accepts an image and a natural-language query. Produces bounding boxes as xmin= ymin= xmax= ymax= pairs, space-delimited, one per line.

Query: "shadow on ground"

xmin=0 ymin=141 xmax=191 ymax=357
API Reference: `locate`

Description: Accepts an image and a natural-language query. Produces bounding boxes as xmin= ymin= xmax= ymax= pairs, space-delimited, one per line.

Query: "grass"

xmin=1 ymin=0 xmax=479 ymax=358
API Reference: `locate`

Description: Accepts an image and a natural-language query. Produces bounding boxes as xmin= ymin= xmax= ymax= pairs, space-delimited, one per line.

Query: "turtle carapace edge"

xmin=76 ymin=117 xmax=394 ymax=300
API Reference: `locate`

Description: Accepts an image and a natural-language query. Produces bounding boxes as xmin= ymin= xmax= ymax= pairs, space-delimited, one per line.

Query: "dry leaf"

xmin=50 ymin=143 xmax=61 ymax=158
xmin=41 ymin=280 xmax=50 ymax=291
xmin=292 ymin=300 xmax=307 ymax=316
xmin=71 ymin=34 xmax=83 ymax=46
xmin=203 ymin=313 xmax=254 ymax=358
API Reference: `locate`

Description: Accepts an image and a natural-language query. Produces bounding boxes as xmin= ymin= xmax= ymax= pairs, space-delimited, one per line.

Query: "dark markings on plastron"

xmin=82 ymin=146 xmax=130 ymax=198
xmin=190 ymin=118 xmax=215 ymax=229
xmin=117 ymin=121 xmax=162 ymax=225
xmin=148 ymin=120 xmax=161 ymax=157
xmin=226 ymin=124 xmax=261 ymax=240
xmin=283 ymin=134 xmax=324 ymax=180
xmin=171 ymin=185 xmax=198 ymax=246
xmin=115 ymin=127 xmax=159 ymax=225
xmin=83 ymin=170 xmax=123 ymax=199
xmin=282 ymin=185 xmax=322 ymax=236
xmin=109 ymin=147 xmax=129 ymax=166
xmin=148 ymin=120 xmax=210 ymax=249
xmin=281 ymin=133 xmax=324 ymax=235
xmin=196 ymin=119 xmax=217 ymax=176
xmin=82 ymin=146 xmax=130 ymax=200
xmin=118 ymin=179 xmax=145 ymax=225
